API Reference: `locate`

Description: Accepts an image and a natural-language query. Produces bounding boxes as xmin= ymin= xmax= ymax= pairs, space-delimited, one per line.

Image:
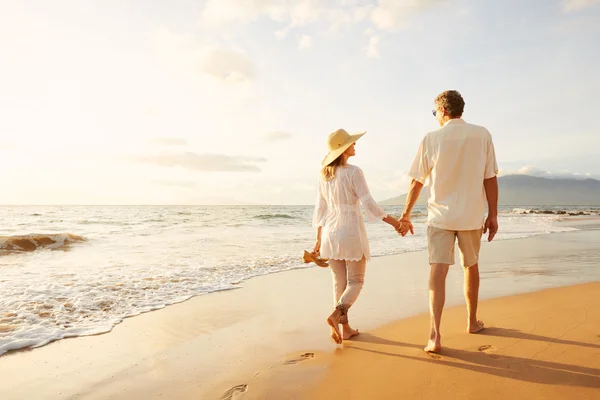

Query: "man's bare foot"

xmin=326 ymin=311 xmax=342 ymax=344
xmin=341 ymin=324 xmax=359 ymax=340
xmin=424 ymin=332 xmax=441 ymax=353
xmin=467 ymin=320 xmax=485 ymax=333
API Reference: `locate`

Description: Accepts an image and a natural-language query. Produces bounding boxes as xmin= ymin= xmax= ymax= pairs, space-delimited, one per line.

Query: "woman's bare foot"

xmin=341 ymin=324 xmax=359 ymax=340
xmin=424 ymin=332 xmax=441 ymax=353
xmin=326 ymin=310 xmax=342 ymax=344
xmin=467 ymin=320 xmax=485 ymax=333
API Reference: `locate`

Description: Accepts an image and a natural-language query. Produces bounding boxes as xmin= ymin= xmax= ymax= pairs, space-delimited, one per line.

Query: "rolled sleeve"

xmin=484 ymin=134 xmax=499 ymax=179
xmin=312 ymin=180 xmax=328 ymax=227
xmin=408 ymin=137 xmax=432 ymax=184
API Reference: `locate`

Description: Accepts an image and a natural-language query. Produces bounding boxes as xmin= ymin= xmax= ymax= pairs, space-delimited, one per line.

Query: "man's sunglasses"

xmin=432 ymin=110 xmax=437 ymax=117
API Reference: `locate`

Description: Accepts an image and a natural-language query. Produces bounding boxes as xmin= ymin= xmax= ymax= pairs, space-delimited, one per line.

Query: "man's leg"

xmin=426 ymin=263 xmax=450 ymax=353
xmin=425 ymin=226 xmax=456 ymax=352
xmin=458 ymin=229 xmax=484 ymax=333
xmin=464 ymin=263 xmax=484 ymax=332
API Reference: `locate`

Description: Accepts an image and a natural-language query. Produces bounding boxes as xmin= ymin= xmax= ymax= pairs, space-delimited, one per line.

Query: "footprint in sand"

xmin=427 ymin=353 xmax=442 ymax=359
xmin=284 ymin=352 xmax=315 ymax=365
xmin=219 ymin=384 xmax=248 ymax=400
xmin=478 ymin=345 xmax=502 ymax=358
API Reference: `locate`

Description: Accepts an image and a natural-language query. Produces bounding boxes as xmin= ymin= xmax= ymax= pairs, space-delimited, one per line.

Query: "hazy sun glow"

xmin=1 ymin=0 xmax=599 ymax=204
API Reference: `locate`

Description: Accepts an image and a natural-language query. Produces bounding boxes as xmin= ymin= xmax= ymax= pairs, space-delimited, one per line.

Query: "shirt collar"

xmin=444 ymin=118 xmax=466 ymax=126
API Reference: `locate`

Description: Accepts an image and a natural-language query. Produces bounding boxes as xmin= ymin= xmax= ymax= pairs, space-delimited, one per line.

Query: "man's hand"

xmin=483 ymin=215 xmax=498 ymax=242
xmin=398 ymin=217 xmax=414 ymax=235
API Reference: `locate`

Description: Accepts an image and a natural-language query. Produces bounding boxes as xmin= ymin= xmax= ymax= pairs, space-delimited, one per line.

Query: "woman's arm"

xmin=352 ymin=168 xmax=401 ymax=231
xmin=312 ymin=180 xmax=327 ymax=252
xmin=313 ymin=226 xmax=322 ymax=253
xmin=383 ymin=214 xmax=402 ymax=231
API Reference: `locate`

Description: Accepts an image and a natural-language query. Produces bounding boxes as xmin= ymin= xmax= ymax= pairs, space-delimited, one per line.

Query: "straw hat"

xmin=321 ymin=129 xmax=366 ymax=166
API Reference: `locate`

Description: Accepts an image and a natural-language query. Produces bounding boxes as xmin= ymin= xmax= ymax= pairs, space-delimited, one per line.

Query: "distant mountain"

xmin=380 ymin=175 xmax=600 ymax=206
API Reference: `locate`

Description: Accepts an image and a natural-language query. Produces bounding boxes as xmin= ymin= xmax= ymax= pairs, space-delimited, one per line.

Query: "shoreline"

xmin=1 ymin=215 xmax=589 ymax=357
xmin=0 ymin=216 xmax=591 ymax=356
xmin=1 ymin=226 xmax=599 ymax=399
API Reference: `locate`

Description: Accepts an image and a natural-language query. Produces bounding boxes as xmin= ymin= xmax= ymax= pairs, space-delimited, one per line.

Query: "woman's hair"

xmin=321 ymin=154 xmax=347 ymax=181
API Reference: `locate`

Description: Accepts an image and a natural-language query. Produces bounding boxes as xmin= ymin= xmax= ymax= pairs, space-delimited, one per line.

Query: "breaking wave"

xmin=0 ymin=234 xmax=87 ymax=253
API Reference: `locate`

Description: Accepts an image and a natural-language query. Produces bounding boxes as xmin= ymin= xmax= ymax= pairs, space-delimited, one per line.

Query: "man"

xmin=400 ymin=90 xmax=499 ymax=353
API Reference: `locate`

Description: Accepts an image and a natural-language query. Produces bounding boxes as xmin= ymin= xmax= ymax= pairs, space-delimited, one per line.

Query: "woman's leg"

xmin=329 ymin=259 xmax=357 ymax=337
xmin=338 ymin=257 xmax=366 ymax=339
xmin=329 ymin=259 xmax=347 ymax=306
xmin=326 ymin=259 xmax=347 ymax=344
xmin=337 ymin=256 xmax=366 ymax=310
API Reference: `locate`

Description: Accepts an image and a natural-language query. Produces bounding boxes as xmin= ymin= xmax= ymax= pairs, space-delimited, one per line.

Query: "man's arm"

xmin=483 ymin=176 xmax=498 ymax=241
xmin=399 ymin=178 xmax=424 ymax=235
xmin=402 ymin=135 xmax=430 ymax=235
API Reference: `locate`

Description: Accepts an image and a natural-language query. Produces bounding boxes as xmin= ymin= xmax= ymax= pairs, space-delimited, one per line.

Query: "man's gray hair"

xmin=435 ymin=90 xmax=465 ymax=118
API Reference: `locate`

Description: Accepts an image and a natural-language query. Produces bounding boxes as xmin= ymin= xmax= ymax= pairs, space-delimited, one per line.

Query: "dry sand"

xmin=245 ymin=282 xmax=600 ymax=400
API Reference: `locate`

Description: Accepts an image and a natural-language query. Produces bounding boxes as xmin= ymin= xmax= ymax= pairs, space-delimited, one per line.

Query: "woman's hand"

xmin=383 ymin=214 xmax=403 ymax=236
xmin=313 ymin=226 xmax=322 ymax=254
xmin=395 ymin=221 xmax=409 ymax=237
xmin=398 ymin=217 xmax=414 ymax=235
xmin=388 ymin=219 xmax=406 ymax=236
xmin=313 ymin=238 xmax=321 ymax=254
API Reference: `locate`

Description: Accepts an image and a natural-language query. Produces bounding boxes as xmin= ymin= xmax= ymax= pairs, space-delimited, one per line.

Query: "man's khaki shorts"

xmin=427 ymin=226 xmax=483 ymax=267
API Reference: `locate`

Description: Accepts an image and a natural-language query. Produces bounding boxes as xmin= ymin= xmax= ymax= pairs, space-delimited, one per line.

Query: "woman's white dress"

xmin=312 ymin=164 xmax=387 ymax=261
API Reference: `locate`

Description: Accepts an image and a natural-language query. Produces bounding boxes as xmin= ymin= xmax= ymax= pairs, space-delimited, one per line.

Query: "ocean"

xmin=0 ymin=205 xmax=594 ymax=356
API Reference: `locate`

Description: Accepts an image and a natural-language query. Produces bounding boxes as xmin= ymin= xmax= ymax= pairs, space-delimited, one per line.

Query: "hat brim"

xmin=321 ymin=131 xmax=366 ymax=166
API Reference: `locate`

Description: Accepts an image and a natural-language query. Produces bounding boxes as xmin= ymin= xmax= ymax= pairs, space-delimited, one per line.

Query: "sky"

xmin=0 ymin=0 xmax=599 ymax=205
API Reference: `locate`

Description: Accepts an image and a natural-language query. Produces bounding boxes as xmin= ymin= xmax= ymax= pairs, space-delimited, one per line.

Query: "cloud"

xmin=201 ymin=0 xmax=368 ymax=35
xmin=275 ymin=27 xmax=291 ymax=39
xmin=154 ymin=28 xmax=256 ymax=85
xmin=562 ymin=0 xmax=600 ymax=12
xmin=151 ymin=138 xmax=188 ymax=146
xmin=155 ymin=179 xmax=197 ymax=187
xmin=366 ymin=35 xmax=380 ymax=58
xmin=264 ymin=131 xmax=292 ymax=142
xmin=123 ymin=152 xmax=267 ymax=172
xmin=499 ymin=165 xmax=600 ymax=180
xmin=298 ymin=34 xmax=312 ymax=49
xmin=370 ymin=0 xmax=443 ymax=31
xmin=198 ymin=0 xmax=441 ymax=58
xmin=200 ymin=0 xmax=286 ymax=27
xmin=457 ymin=7 xmax=471 ymax=16
xmin=202 ymin=49 xmax=256 ymax=83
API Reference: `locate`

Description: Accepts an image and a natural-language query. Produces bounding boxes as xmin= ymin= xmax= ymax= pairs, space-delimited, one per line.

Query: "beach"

xmin=249 ymin=282 xmax=600 ymax=400
xmin=3 ymin=1 xmax=600 ymax=398
xmin=1 ymin=220 xmax=599 ymax=399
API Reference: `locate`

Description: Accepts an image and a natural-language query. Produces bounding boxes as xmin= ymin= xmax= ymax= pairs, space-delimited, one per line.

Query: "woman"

xmin=312 ymin=128 xmax=405 ymax=344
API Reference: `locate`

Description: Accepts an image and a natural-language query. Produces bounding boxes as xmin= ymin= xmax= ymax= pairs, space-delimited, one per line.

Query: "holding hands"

xmin=386 ymin=215 xmax=414 ymax=237
xmin=395 ymin=217 xmax=414 ymax=237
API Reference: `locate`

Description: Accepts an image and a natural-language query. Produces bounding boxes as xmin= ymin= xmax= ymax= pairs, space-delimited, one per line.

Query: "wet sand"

xmin=0 ymin=227 xmax=599 ymax=399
